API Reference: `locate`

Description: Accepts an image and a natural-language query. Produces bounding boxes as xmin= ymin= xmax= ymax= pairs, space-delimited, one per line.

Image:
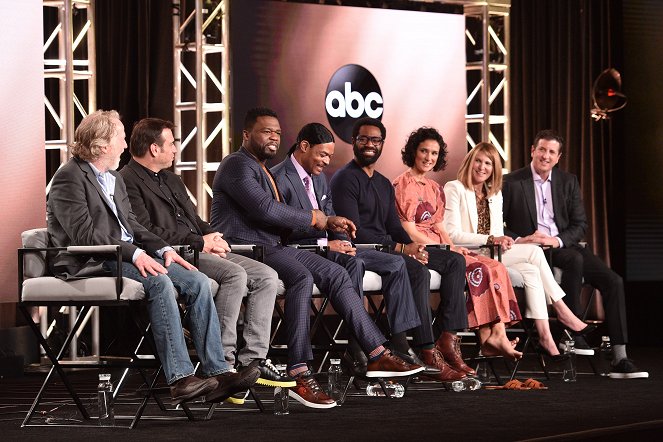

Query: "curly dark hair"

xmin=401 ymin=127 xmax=448 ymax=172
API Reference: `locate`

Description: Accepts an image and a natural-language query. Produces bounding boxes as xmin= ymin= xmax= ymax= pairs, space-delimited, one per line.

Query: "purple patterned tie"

xmin=302 ymin=176 xmax=319 ymax=209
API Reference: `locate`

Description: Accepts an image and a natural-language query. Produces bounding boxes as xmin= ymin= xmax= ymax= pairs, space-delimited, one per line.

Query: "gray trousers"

xmin=195 ymin=252 xmax=278 ymax=366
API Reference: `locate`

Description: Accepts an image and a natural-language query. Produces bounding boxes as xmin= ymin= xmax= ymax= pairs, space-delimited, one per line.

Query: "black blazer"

xmin=270 ymin=155 xmax=347 ymax=244
xmin=47 ymin=157 xmax=169 ymax=278
xmin=502 ymin=165 xmax=588 ymax=247
xmin=119 ymin=159 xmax=216 ymax=252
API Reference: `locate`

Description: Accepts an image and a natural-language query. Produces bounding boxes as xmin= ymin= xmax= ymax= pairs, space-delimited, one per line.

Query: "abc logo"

xmin=325 ymin=64 xmax=383 ymax=144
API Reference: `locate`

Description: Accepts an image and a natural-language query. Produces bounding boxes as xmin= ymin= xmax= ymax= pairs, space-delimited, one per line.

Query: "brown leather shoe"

xmin=205 ymin=366 xmax=260 ymax=403
xmin=366 ymin=350 xmax=425 ymax=378
xmin=289 ymin=370 xmax=336 ymax=409
xmin=170 ymin=375 xmax=218 ymax=405
xmin=436 ymin=332 xmax=476 ymax=376
xmin=419 ymin=348 xmax=466 ymax=382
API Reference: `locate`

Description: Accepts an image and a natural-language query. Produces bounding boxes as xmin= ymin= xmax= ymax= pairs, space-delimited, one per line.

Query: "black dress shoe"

xmin=344 ymin=338 xmax=368 ymax=376
xmin=393 ymin=348 xmax=440 ymax=375
xmin=205 ymin=366 xmax=260 ymax=403
xmin=572 ymin=324 xmax=597 ymax=337
xmin=548 ymin=353 xmax=570 ymax=363
xmin=170 ymin=375 xmax=218 ymax=405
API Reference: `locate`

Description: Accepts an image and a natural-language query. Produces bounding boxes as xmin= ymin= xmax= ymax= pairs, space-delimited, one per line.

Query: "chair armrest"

xmin=230 ymin=244 xmax=266 ymax=262
xmin=479 ymin=243 xmax=503 ymax=261
xmin=354 ymin=243 xmax=382 ymax=250
xmin=287 ymin=244 xmax=328 ymax=257
xmin=426 ymin=243 xmax=451 ymax=251
xmin=18 ymin=244 xmax=124 ymax=301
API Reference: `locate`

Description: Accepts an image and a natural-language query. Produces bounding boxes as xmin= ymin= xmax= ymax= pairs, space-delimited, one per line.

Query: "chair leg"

xmin=19 ymin=304 xmax=92 ymax=425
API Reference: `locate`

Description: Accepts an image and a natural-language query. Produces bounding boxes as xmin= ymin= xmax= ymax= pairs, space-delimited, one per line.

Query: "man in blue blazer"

xmin=210 ymin=108 xmax=422 ymax=408
xmin=271 ymin=122 xmax=440 ymax=377
xmin=503 ymin=129 xmax=647 ymax=379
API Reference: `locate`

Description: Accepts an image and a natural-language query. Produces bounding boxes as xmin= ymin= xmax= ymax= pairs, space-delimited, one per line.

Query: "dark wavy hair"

xmin=288 ymin=123 xmax=334 ymax=155
xmin=401 ymin=127 xmax=448 ymax=172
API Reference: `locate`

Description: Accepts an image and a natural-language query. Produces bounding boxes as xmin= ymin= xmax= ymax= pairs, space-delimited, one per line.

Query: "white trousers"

xmin=501 ymin=244 xmax=566 ymax=319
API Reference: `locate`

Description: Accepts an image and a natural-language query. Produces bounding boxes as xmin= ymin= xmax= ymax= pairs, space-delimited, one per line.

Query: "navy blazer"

xmin=47 ymin=157 xmax=169 ymax=277
xmin=210 ymin=147 xmax=314 ymax=245
xmin=119 ymin=159 xmax=216 ymax=252
xmin=270 ymin=155 xmax=347 ymax=244
xmin=502 ymin=165 xmax=588 ymax=247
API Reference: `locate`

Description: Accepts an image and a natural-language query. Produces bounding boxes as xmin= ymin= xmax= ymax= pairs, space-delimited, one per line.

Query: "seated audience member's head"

xmin=71 ymin=109 xmax=125 ymax=171
xmin=242 ymin=107 xmax=281 ymax=161
xmin=401 ymin=126 xmax=448 ymax=174
xmin=351 ymin=117 xmax=386 ymax=167
xmin=289 ymin=122 xmax=335 ymax=176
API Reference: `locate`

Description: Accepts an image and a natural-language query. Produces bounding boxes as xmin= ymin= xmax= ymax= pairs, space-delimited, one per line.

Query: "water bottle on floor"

xmin=327 ymin=358 xmax=344 ymax=405
xmin=562 ymin=339 xmax=577 ymax=382
xmin=476 ymin=362 xmax=491 ymax=383
xmin=98 ymin=373 xmax=114 ymax=426
xmin=598 ymin=336 xmax=612 ymax=376
xmin=365 ymin=380 xmax=405 ymax=398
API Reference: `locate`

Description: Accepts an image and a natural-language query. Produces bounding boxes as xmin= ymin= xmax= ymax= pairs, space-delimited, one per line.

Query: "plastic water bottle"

xmin=562 ymin=339 xmax=577 ymax=382
xmin=598 ymin=336 xmax=612 ymax=376
xmin=464 ymin=377 xmax=482 ymax=391
xmin=365 ymin=380 xmax=405 ymax=398
xmin=327 ymin=358 xmax=344 ymax=405
xmin=476 ymin=362 xmax=491 ymax=383
xmin=447 ymin=380 xmax=467 ymax=392
xmin=98 ymin=373 xmax=114 ymax=426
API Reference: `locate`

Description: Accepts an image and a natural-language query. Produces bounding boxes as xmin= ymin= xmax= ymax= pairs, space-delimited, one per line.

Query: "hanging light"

xmin=591 ymin=68 xmax=627 ymax=120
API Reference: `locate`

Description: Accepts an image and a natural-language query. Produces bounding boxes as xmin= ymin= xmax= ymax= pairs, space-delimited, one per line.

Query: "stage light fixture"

xmin=591 ymin=68 xmax=627 ymax=120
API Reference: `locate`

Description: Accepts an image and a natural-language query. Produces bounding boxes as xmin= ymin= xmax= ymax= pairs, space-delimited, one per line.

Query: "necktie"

xmin=303 ymin=176 xmax=319 ymax=209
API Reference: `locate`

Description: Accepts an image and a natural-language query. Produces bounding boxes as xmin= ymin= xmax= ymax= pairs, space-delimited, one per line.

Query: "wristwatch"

xmin=486 ymin=235 xmax=495 ymax=245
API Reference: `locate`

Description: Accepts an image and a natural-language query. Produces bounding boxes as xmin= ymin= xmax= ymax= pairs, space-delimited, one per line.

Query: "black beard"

xmin=353 ymin=144 xmax=382 ymax=167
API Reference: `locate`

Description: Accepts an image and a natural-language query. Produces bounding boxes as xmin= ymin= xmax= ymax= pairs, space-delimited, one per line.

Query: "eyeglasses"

xmin=355 ymin=135 xmax=384 ymax=146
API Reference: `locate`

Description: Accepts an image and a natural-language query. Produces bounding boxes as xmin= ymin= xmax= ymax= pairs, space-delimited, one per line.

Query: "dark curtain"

xmin=95 ymin=0 xmax=174 ymax=167
xmin=510 ymin=0 xmax=623 ymax=265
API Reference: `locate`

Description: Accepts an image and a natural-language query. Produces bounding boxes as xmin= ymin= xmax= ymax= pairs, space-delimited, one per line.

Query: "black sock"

xmin=390 ymin=332 xmax=410 ymax=354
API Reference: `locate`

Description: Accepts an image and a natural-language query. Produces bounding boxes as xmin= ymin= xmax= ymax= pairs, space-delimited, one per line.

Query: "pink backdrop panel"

xmin=0 ymin=1 xmax=46 ymax=303
xmin=231 ymin=1 xmax=466 ymax=183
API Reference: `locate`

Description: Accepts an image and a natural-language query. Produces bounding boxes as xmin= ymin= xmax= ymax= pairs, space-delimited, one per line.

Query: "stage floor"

xmin=1 ymin=346 xmax=661 ymax=441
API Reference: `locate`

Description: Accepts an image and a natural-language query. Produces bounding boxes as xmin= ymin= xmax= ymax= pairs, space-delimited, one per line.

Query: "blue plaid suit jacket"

xmin=210 ymin=147 xmax=314 ymax=245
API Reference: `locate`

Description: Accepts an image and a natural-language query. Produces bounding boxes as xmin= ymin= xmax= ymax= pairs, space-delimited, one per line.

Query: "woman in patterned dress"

xmin=393 ymin=127 xmax=522 ymax=360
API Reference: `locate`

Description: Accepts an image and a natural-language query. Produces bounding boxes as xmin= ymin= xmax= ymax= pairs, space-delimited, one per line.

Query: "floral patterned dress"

xmin=393 ymin=171 xmax=521 ymax=328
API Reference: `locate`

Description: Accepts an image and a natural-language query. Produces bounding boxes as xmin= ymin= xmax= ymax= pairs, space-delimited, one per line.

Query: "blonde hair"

xmin=457 ymin=142 xmax=503 ymax=196
xmin=70 ymin=110 xmax=121 ymax=162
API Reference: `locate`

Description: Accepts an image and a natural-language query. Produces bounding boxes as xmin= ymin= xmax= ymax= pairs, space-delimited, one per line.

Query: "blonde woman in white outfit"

xmin=443 ymin=142 xmax=593 ymax=358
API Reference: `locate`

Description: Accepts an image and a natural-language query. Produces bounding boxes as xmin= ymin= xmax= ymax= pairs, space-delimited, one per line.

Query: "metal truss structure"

xmin=43 ymin=0 xmax=98 ymax=358
xmin=173 ymin=1 xmax=512 ymax=213
xmin=44 ymin=0 xmax=97 ymax=186
xmin=172 ymin=0 xmax=230 ymax=217
xmin=457 ymin=0 xmax=511 ymax=168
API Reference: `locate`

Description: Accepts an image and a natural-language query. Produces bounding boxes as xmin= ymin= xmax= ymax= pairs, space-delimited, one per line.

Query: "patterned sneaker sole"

xmin=559 ymin=343 xmax=595 ymax=356
xmin=224 ymin=391 xmax=249 ymax=405
xmin=256 ymin=377 xmax=297 ymax=388
xmin=609 ymin=371 xmax=649 ymax=379
xmin=288 ymin=390 xmax=337 ymax=409
xmin=365 ymin=366 xmax=424 ymax=378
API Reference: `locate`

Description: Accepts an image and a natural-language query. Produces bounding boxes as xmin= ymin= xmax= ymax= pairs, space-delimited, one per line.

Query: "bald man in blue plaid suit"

xmin=210 ymin=108 xmax=422 ymax=409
